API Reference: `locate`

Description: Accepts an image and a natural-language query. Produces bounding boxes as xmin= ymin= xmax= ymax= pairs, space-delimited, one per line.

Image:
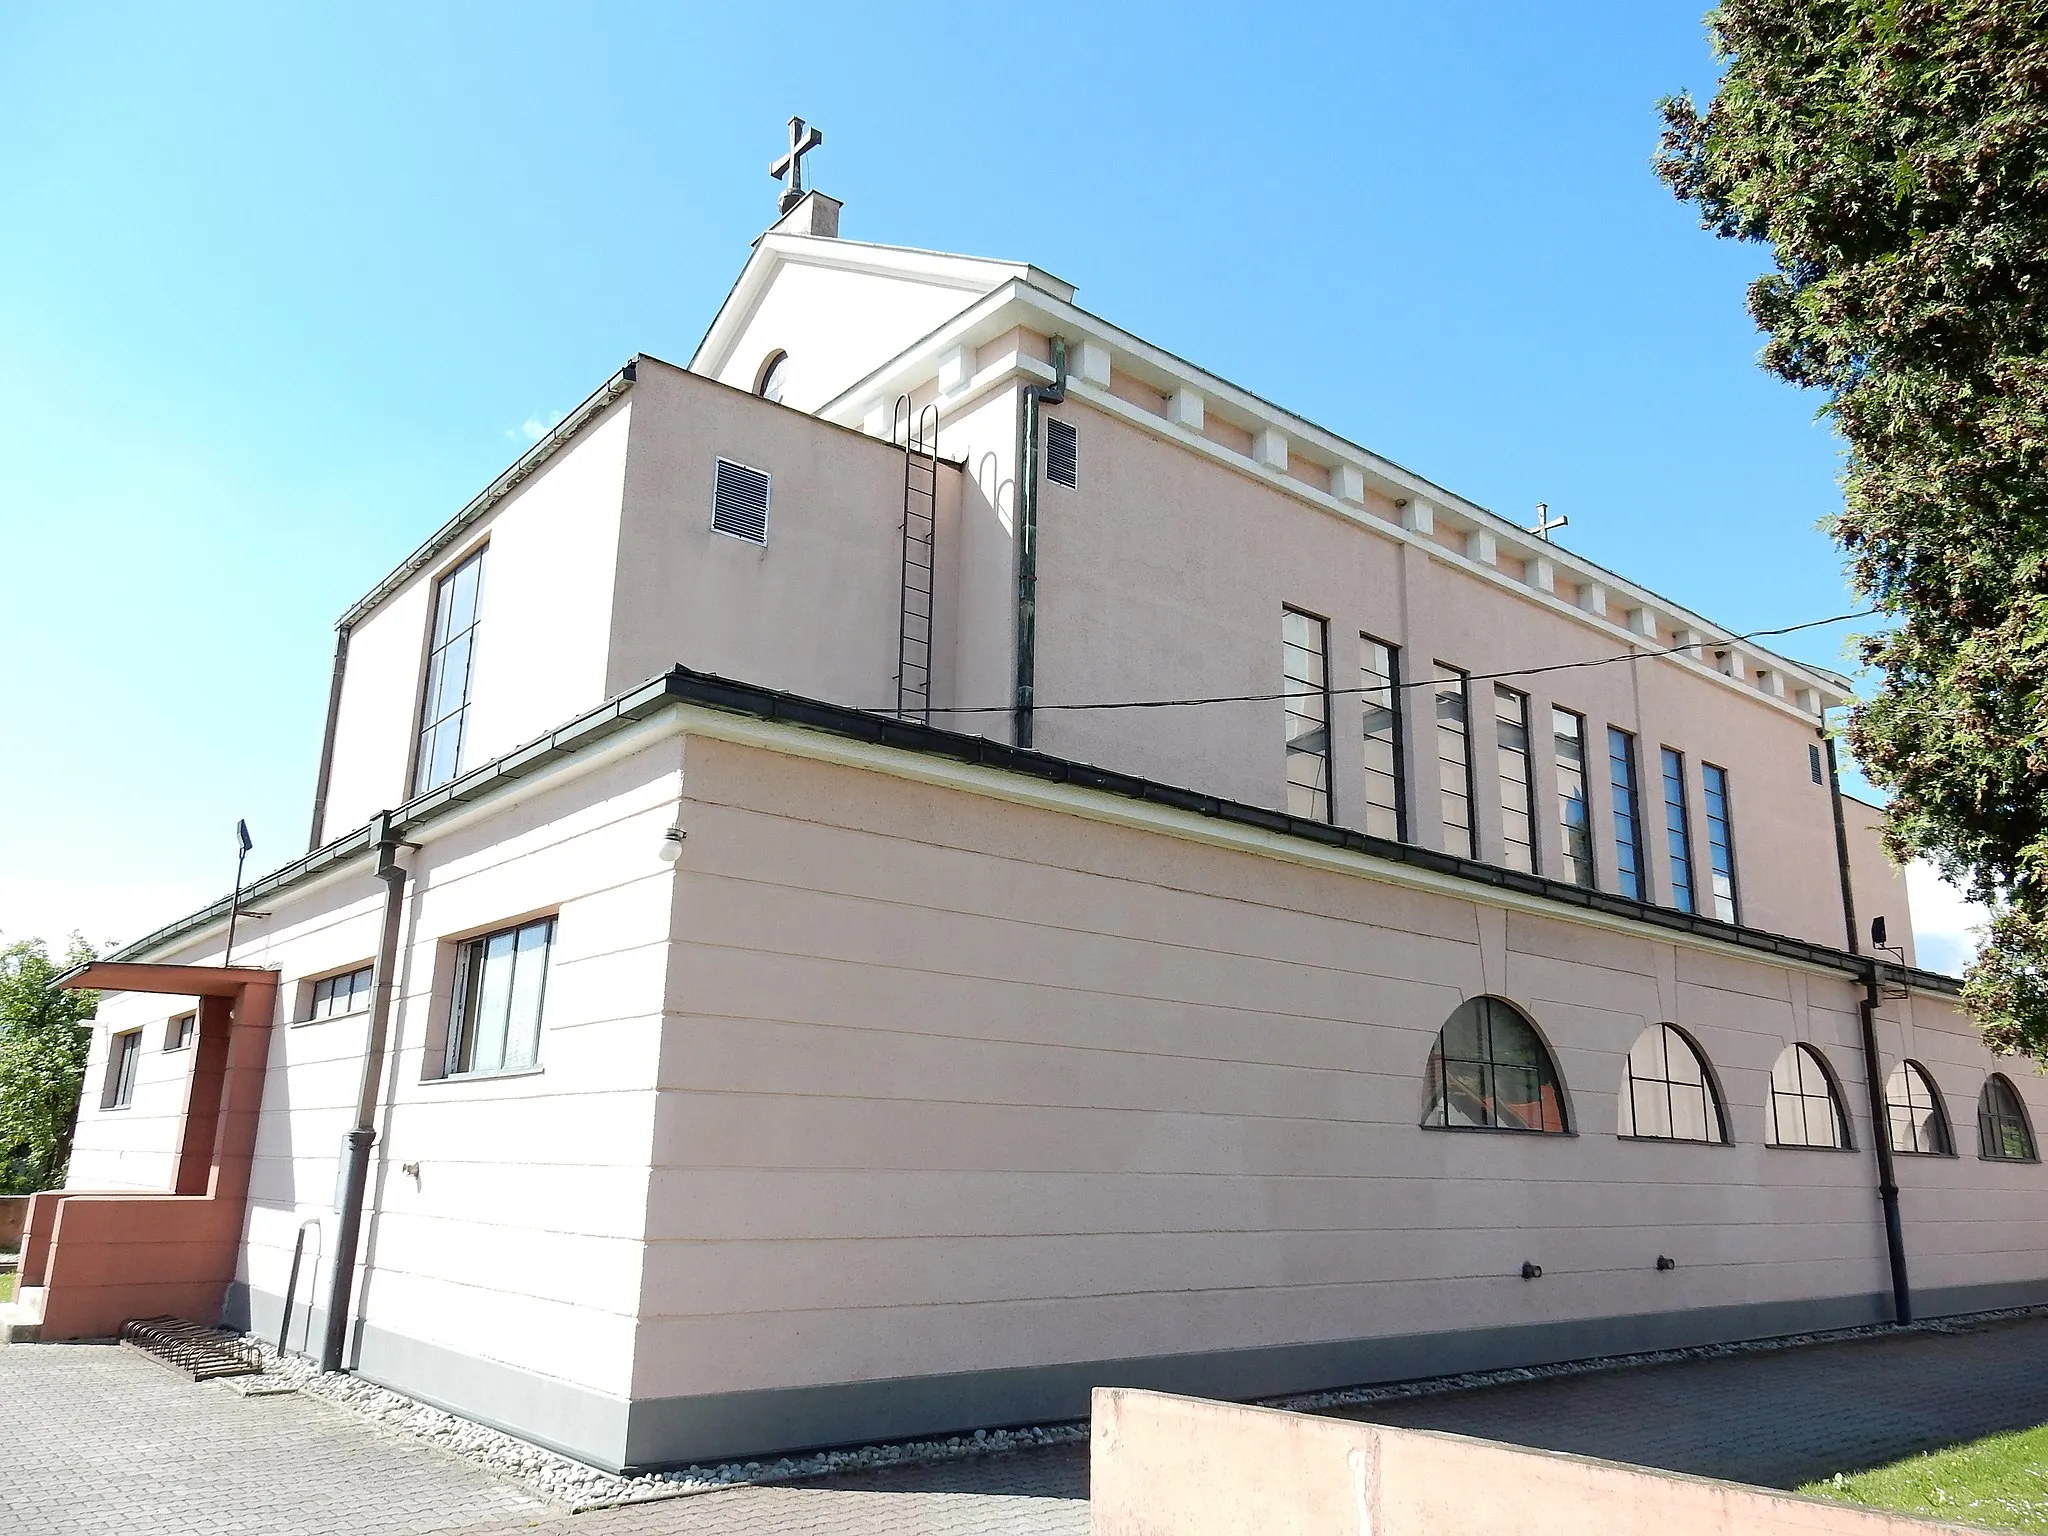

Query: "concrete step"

xmin=1 ymin=1285 xmax=47 ymax=1344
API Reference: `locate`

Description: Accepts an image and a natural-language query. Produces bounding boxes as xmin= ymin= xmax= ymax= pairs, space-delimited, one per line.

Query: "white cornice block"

xmin=1167 ymin=386 xmax=1204 ymax=432
xmin=1677 ymin=627 xmax=1706 ymax=660
xmin=1465 ymin=528 xmax=1498 ymax=566
xmin=937 ymin=344 xmax=972 ymax=397
xmin=1717 ymin=647 xmax=1744 ymax=678
xmin=1795 ymin=686 xmax=1823 ymax=715
xmin=1075 ymin=340 xmax=1112 ymax=387
xmin=862 ymin=398 xmax=891 ymax=438
xmin=1626 ymin=607 xmax=1658 ymax=640
xmin=1530 ymin=556 xmax=1556 ymax=594
xmin=1253 ymin=427 xmax=1289 ymax=472
xmin=1400 ymin=498 xmax=1435 ymax=535
xmin=1332 ymin=464 xmax=1366 ymax=504
xmin=1759 ymin=668 xmax=1787 ymax=699
xmin=1578 ymin=581 xmax=1607 ymax=616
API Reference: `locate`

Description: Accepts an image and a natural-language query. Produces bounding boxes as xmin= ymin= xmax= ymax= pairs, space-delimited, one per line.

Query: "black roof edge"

xmin=112 ymin=665 xmax=1961 ymax=1000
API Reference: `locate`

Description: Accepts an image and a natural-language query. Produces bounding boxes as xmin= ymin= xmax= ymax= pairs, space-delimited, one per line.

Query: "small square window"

xmin=165 ymin=1014 xmax=195 ymax=1052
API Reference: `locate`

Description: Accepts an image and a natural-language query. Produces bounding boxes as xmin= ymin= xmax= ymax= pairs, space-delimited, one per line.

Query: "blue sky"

xmin=0 ymin=3 xmax=1974 ymax=964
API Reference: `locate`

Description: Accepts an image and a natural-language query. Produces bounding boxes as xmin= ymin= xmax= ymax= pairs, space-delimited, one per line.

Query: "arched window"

xmin=1978 ymin=1074 xmax=2037 ymax=1161
xmin=754 ymin=350 xmax=789 ymax=404
xmin=1766 ymin=1044 xmax=1851 ymax=1149
xmin=1618 ymin=1024 xmax=1727 ymax=1143
xmin=1421 ymin=997 xmax=1568 ymax=1133
xmin=1884 ymin=1061 xmax=1953 ymax=1155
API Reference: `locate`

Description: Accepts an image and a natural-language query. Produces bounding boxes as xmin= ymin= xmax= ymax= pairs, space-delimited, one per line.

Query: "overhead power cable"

xmin=879 ymin=608 xmax=1876 ymax=719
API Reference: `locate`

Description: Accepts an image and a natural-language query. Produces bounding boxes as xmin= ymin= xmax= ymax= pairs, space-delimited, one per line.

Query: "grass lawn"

xmin=1803 ymin=1425 xmax=2048 ymax=1532
xmin=0 ymin=1271 xmax=13 ymax=1303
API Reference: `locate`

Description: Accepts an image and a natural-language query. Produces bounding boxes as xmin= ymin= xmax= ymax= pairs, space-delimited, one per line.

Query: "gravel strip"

xmin=234 ymin=1303 xmax=2048 ymax=1511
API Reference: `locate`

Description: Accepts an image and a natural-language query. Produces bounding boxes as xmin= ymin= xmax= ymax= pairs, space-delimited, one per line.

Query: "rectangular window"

xmin=165 ymin=1013 xmax=195 ymax=1052
xmin=445 ymin=917 xmax=556 ymax=1078
xmin=1609 ymin=727 xmax=1646 ymax=901
xmin=1553 ymin=708 xmax=1594 ymax=888
xmin=1283 ymin=609 xmax=1333 ymax=822
xmin=1435 ymin=665 xmax=1474 ymax=859
xmin=414 ymin=548 xmax=486 ymax=796
xmin=1662 ymin=746 xmax=1695 ymax=914
xmin=1494 ymin=685 xmax=1536 ymax=873
xmin=1702 ymin=762 xmax=1739 ymax=923
xmin=103 ymin=1030 xmax=141 ymax=1109
xmin=1359 ymin=634 xmax=1405 ymax=842
xmin=309 ymin=965 xmax=375 ymax=1022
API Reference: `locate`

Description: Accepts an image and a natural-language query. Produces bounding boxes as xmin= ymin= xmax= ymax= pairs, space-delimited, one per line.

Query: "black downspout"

xmin=308 ymin=625 xmax=351 ymax=852
xmin=1826 ymin=735 xmax=1912 ymax=1324
xmin=1013 ymin=337 xmax=1068 ymax=749
xmin=321 ymin=811 xmax=411 ymax=1372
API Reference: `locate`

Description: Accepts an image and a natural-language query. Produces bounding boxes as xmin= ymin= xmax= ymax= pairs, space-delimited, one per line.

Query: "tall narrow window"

xmin=414 ymin=548 xmax=486 ymax=796
xmin=1359 ymin=635 xmax=1405 ymax=841
xmin=102 ymin=1030 xmax=142 ymax=1109
xmin=1494 ymin=686 xmax=1536 ymax=873
xmin=1282 ymin=610 xmax=1333 ymax=822
xmin=446 ymin=917 xmax=556 ymax=1078
xmin=1661 ymin=747 xmax=1695 ymax=913
xmin=1435 ymin=666 xmax=1474 ymax=859
xmin=1553 ymin=708 xmax=1594 ymax=888
xmin=1701 ymin=763 xmax=1739 ymax=923
xmin=1609 ymin=727 xmax=1646 ymax=901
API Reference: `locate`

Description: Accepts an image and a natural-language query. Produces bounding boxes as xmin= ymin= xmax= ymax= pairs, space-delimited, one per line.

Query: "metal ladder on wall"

xmin=894 ymin=395 xmax=940 ymax=724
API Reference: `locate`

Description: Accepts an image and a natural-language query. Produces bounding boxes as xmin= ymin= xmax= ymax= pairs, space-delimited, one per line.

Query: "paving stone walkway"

xmin=12 ymin=1319 xmax=2048 ymax=1534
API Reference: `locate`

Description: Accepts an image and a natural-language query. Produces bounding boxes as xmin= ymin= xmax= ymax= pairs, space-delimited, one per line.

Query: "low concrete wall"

xmin=1090 ymin=1387 xmax=1973 ymax=1536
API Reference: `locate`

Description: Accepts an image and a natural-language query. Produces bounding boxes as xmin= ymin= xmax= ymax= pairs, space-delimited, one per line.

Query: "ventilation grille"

xmin=713 ymin=459 xmax=770 ymax=543
xmin=1809 ymin=743 xmax=1825 ymax=785
xmin=1046 ymin=418 xmax=1078 ymax=488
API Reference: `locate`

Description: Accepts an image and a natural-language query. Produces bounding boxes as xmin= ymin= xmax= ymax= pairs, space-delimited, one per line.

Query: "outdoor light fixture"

xmin=1520 ymin=1261 xmax=1543 ymax=1280
xmin=657 ymin=826 xmax=687 ymax=862
xmin=1656 ymin=1255 xmax=1677 ymax=1271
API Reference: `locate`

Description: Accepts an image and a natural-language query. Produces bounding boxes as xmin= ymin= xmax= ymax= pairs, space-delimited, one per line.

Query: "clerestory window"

xmin=414 ymin=548 xmax=486 ymax=796
xmin=1421 ymin=996 xmax=1569 ymax=1134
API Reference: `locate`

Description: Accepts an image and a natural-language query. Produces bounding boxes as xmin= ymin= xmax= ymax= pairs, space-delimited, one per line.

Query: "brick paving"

xmin=11 ymin=1319 xmax=2048 ymax=1534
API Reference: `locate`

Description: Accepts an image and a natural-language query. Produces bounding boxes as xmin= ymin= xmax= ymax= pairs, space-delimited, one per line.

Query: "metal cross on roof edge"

xmin=770 ymin=116 xmax=823 ymax=214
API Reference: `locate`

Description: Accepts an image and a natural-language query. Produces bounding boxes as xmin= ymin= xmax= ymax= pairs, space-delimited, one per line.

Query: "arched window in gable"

xmin=1421 ymin=997 xmax=1568 ymax=1134
xmin=1978 ymin=1074 xmax=2037 ymax=1162
xmin=1884 ymin=1061 xmax=1953 ymax=1155
xmin=1766 ymin=1043 xmax=1852 ymax=1149
xmin=1618 ymin=1024 xmax=1727 ymax=1143
xmin=754 ymin=350 xmax=790 ymax=404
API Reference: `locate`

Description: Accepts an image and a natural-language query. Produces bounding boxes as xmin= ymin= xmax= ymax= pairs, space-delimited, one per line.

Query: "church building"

xmin=23 ymin=125 xmax=2048 ymax=1474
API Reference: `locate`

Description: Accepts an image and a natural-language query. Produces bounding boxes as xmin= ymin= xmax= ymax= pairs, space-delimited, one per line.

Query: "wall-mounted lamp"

xmin=1520 ymin=1261 xmax=1543 ymax=1280
xmin=657 ymin=826 xmax=687 ymax=863
xmin=1656 ymin=1255 xmax=1676 ymax=1271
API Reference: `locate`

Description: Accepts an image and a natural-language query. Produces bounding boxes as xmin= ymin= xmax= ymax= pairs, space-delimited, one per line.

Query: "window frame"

xmin=1493 ymin=684 xmax=1537 ymax=875
xmin=102 ymin=1029 xmax=143 ymax=1110
xmin=1420 ymin=995 xmax=1572 ymax=1136
xmin=1978 ymin=1073 xmax=2038 ymax=1162
xmin=1282 ymin=608 xmax=1335 ymax=825
xmin=1765 ymin=1043 xmax=1854 ymax=1151
xmin=1660 ymin=746 xmax=1696 ymax=914
xmin=1608 ymin=726 xmax=1647 ymax=902
xmin=1553 ymin=707 xmax=1595 ymax=889
xmin=1434 ymin=664 xmax=1476 ymax=860
xmin=304 ymin=964 xmax=376 ymax=1024
xmin=411 ymin=545 xmax=487 ymax=797
xmin=440 ymin=915 xmax=558 ymax=1081
xmin=164 ymin=1013 xmax=196 ymax=1053
xmin=753 ymin=349 xmax=789 ymax=403
xmin=1617 ymin=1022 xmax=1730 ymax=1145
xmin=1359 ymin=633 xmax=1406 ymax=843
xmin=1701 ymin=761 xmax=1740 ymax=923
xmin=1885 ymin=1059 xmax=1956 ymax=1156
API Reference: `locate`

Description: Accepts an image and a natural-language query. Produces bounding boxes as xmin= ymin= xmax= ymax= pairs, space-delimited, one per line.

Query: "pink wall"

xmin=1091 ymin=1387 xmax=1959 ymax=1536
xmin=631 ymin=731 xmax=2038 ymax=1409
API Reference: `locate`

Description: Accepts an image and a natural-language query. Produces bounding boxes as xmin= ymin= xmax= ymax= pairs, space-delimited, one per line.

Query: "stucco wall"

xmin=1844 ymin=795 xmax=1917 ymax=968
xmin=68 ymin=995 xmax=204 ymax=1193
xmin=607 ymin=361 xmax=961 ymax=718
xmin=631 ymin=730 xmax=2044 ymax=1442
xmin=318 ymin=397 xmax=632 ymax=842
xmin=1013 ymin=395 xmax=1853 ymax=948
